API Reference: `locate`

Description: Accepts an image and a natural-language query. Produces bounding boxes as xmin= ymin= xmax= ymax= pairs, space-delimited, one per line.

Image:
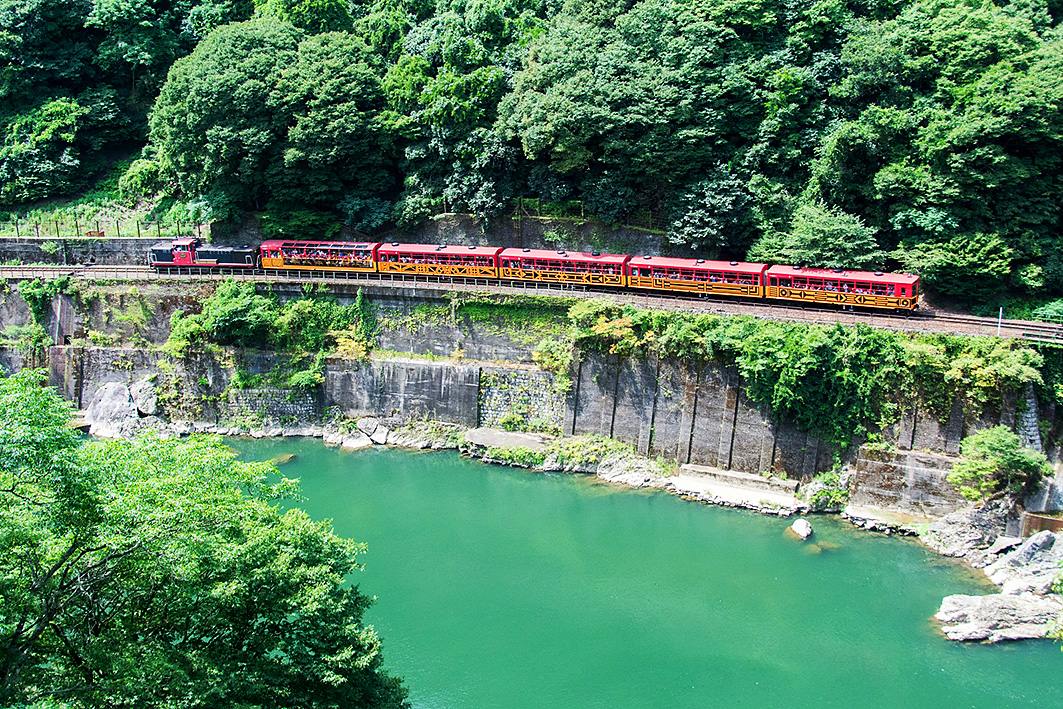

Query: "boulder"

xmin=341 ymin=433 xmax=373 ymax=451
xmin=129 ymin=378 xmax=158 ymax=416
xmin=356 ymin=417 xmax=379 ymax=437
xmin=323 ymin=431 xmax=344 ymax=447
xmin=85 ymin=383 xmax=139 ymax=438
xmin=985 ymin=531 xmax=1063 ymax=595
xmin=935 ymin=592 xmax=1063 ymax=643
xmin=985 ymin=536 xmax=1022 ymax=555
xmin=790 ymin=518 xmax=814 ymax=540
xmin=921 ymin=499 xmax=1010 ymax=565
xmin=370 ymin=425 xmax=390 ymax=445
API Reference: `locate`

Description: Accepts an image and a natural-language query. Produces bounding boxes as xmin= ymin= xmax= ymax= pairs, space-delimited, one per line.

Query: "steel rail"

xmin=3 ymin=264 xmax=1062 ymax=343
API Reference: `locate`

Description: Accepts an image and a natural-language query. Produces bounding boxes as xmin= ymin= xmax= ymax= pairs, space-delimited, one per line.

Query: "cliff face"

xmin=0 ymin=279 xmax=1054 ymax=517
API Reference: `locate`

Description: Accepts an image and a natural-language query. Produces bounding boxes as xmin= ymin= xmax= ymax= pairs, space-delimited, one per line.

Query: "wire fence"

xmin=0 ymin=218 xmax=202 ymax=240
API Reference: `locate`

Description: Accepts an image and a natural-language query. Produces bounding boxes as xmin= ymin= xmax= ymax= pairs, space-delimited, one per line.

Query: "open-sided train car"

xmin=259 ymin=240 xmax=378 ymax=272
xmin=149 ymin=238 xmax=257 ymax=269
xmin=764 ymin=265 xmax=919 ymax=311
xmin=147 ymin=237 xmax=921 ymax=312
xmin=376 ymin=243 xmax=501 ymax=278
xmin=499 ymin=248 xmax=629 ymax=287
xmin=627 ymin=256 xmax=767 ymax=297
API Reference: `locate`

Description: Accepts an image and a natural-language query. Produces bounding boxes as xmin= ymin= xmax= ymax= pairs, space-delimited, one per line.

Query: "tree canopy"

xmin=0 ymin=369 xmax=408 ymax=707
xmin=947 ymin=424 xmax=1051 ymax=500
xmin=2 ymin=0 xmax=1063 ymax=304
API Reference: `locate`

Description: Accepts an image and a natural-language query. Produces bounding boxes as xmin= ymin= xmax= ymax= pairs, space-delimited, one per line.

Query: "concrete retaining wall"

xmin=567 ymin=352 xmax=832 ymax=477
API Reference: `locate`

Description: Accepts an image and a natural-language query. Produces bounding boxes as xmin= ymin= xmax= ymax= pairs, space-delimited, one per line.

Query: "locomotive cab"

xmin=149 ymin=238 xmax=258 ymax=269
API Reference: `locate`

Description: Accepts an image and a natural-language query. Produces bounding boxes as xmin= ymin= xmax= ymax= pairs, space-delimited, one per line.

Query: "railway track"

xmin=3 ymin=263 xmax=1062 ymax=344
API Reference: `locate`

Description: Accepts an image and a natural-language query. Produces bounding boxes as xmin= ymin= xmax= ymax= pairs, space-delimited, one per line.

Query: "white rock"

xmin=935 ymin=592 xmax=1063 ymax=642
xmin=985 ymin=536 xmax=1023 ymax=555
xmin=985 ymin=531 xmax=1063 ymax=595
xmin=356 ymin=417 xmax=379 ymax=437
xmin=129 ymin=378 xmax=158 ymax=416
xmin=370 ymin=425 xmax=390 ymax=445
xmin=323 ymin=431 xmax=343 ymax=447
xmin=790 ymin=518 xmax=814 ymax=539
xmin=85 ymin=383 xmax=139 ymax=438
xmin=922 ymin=499 xmax=1010 ymax=565
xmin=341 ymin=433 xmax=373 ymax=451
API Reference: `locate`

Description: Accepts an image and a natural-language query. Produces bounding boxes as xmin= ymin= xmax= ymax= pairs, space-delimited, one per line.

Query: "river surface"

xmin=232 ymin=439 xmax=1061 ymax=708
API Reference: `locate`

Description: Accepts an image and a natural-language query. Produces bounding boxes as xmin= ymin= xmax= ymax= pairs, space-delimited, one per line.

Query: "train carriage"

xmin=376 ymin=243 xmax=501 ymax=278
xmin=498 ymin=248 xmax=629 ymax=287
xmin=259 ymin=240 xmax=379 ymax=272
xmin=764 ymin=265 xmax=920 ymax=310
xmin=627 ymin=256 xmax=767 ymax=297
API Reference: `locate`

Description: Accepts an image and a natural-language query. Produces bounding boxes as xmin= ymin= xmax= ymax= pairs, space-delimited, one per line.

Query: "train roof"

xmin=629 ymin=255 xmax=767 ymax=275
xmin=378 ymin=242 xmax=503 ymax=255
xmin=765 ymin=265 xmax=919 ymax=284
xmin=500 ymin=248 xmax=630 ymax=265
xmin=260 ymin=239 xmax=378 ymax=249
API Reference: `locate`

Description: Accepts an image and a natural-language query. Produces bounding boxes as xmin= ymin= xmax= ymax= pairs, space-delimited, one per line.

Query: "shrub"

xmin=498 ymin=412 xmax=526 ymax=432
xmin=805 ymin=471 xmax=849 ymax=511
xmin=484 ymin=446 xmax=547 ymax=468
xmin=947 ymin=426 xmax=1051 ymax=501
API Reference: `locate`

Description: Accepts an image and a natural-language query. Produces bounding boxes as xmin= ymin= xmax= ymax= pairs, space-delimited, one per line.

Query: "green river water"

xmin=232 ymin=439 xmax=1062 ymax=708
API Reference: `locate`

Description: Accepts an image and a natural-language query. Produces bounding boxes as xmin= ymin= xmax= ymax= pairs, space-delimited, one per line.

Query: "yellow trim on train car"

xmin=378 ymin=261 xmax=497 ymax=278
xmin=628 ymin=275 xmax=762 ymax=297
xmin=765 ymin=286 xmax=917 ymax=311
xmin=261 ymin=256 xmax=376 ymax=272
xmin=498 ymin=267 xmax=625 ymax=287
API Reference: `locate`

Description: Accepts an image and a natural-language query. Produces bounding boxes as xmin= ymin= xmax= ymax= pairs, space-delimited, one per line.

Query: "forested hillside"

xmin=1 ymin=0 xmax=1061 ymax=303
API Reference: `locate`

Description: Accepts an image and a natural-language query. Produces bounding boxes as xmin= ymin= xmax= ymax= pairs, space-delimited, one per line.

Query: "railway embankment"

xmin=2 ymin=275 xmax=1063 ymax=641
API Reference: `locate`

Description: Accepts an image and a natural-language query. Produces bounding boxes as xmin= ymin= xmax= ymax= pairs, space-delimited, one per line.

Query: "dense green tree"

xmin=197 ymin=278 xmax=278 ymax=345
xmin=267 ymin=31 xmax=394 ymax=233
xmin=0 ymin=0 xmax=95 ymax=105
xmin=667 ymin=166 xmax=756 ymax=256
xmin=747 ymin=201 xmax=885 ymax=269
xmin=947 ymin=425 xmax=1051 ymax=500
xmin=0 ymin=370 xmax=408 ymax=706
xmin=809 ymin=0 xmax=1063 ymax=299
xmin=253 ymin=0 xmax=354 ymax=33
xmin=150 ymin=20 xmax=393 ymax=230
xmin=150 ymin=20 xmax=302 ymax=218
xmin=384 ymin=0 xmax=545 ymax=223
xmin=501 ymin=0 xmax=761 ymax=223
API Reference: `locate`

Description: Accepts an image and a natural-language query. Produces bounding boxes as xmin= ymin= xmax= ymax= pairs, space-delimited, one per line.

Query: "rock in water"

xmin=342 ymin=433 xmax=373 ymax=451
xmin=356 ymin=417 xmax=379 ymax=437
xmin=269 ymin=453 xmax=297 ymax=466
xmin=921 ymin=499 xmax=1010 ymax=564
xmin=370 ymin=426 xmax=390 ymax=445
xmin=985 ymin=531 xmax=1063 ymax=595
xmin=790 ymin=518 xmax=813 ymax=540
xmin=935 ymin=592 xmax=1063 ymax=642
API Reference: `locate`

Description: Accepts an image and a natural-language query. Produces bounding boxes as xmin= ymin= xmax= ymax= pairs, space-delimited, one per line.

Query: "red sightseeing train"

xmin=149 ymin=238 xmax=920 ymax=311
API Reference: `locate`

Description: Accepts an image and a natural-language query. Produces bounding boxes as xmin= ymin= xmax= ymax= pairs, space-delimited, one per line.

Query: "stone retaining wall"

xmin=223 ymin=388 xmax=320 ymax=426
xmin=0 ymin=237 xmax=160 ymax=266
xmin=478 ymin=368 xmax=565 ymax=432
xmin=848 ymin=447 xmax=968 ymax=517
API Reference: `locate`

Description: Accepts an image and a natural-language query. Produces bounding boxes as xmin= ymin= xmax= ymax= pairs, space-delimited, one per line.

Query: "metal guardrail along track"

xmin=2 ymin=264 xmax=1062 ymax=344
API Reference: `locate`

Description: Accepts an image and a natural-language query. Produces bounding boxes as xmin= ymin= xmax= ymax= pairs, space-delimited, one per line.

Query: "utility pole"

xmin=997 ymin=306 xmax=1003 ymax=337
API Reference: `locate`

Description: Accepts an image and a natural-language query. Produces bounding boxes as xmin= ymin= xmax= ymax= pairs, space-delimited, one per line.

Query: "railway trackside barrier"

xmin=2 ymin=264 xmax=1063 ymax=344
